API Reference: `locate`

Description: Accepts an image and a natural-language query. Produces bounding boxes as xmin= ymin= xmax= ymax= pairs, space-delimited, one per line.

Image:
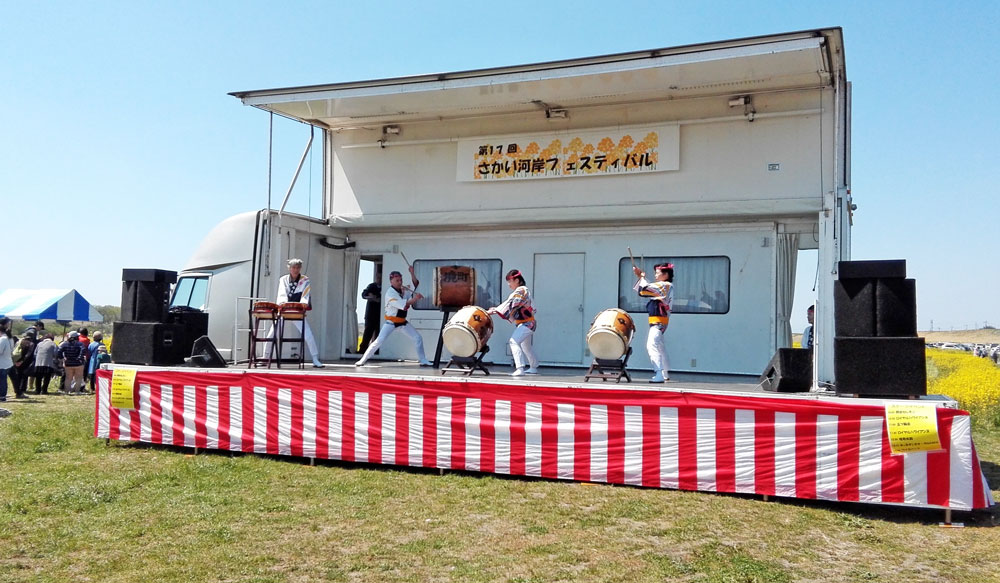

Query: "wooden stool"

xmin=249 ymin=301 xmax=279 ymax=368
xmin=277 ymin=302 xmax=309 ymax=369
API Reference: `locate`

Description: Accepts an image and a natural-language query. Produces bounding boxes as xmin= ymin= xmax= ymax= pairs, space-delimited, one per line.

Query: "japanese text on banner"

xmin=110 ymin=368 xmax=137 ymax=410
xmin=885 ymin=403 xmax=942 ymax=454
xmin=457 ymin=125 xmax=679 ymax=182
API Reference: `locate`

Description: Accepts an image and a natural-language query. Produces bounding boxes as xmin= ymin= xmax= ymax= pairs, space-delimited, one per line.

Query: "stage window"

xmin=411 ymin=259 xmax=503 ymax=310
xmin=171 ymin=276 xmax=209 ymax=311
xmin=618 ymin=256 xmax=730 ymax=314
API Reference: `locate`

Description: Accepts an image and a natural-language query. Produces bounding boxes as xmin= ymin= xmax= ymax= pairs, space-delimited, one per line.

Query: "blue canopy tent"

xmin=0 ymin=289 xmax=104 ymax=322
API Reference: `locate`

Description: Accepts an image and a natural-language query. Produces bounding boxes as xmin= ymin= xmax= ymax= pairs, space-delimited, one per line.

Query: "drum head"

xmin=443 ymin=325 xmax=479 ymax=358
xmin=588 ymin=329 xmax=626 ymax=360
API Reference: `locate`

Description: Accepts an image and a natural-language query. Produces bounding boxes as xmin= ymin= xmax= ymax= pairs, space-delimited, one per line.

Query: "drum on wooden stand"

xmin=433 ymin=265 xmax=477 ymax=308
xmin=586 ymin=308 xmax=635 ymax=360
xmin=442 ymin=306 xmax=493 ymax=357
xmin=278 ymin=302 xmax=309 ymax=320
xmin=252 ymin=301 xmax=280 ymax=321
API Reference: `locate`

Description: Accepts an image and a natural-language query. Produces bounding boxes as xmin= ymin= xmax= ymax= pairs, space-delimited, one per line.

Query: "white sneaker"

xmin=649 ymin=372 xmax=665 ymax=383
xmin=525 ymin=368 xmax=539 ymax=375
xmin=312 ymin=360 xmax=324 ymax=368
xmin=510 ymin=368 xmax=526 ymax=377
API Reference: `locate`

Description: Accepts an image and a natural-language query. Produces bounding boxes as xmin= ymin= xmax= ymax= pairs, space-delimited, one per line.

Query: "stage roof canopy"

xmin=230 ymin=28 xmax=845 ymax=129
xmin=0 ymin=289 xmax=104 ymax=322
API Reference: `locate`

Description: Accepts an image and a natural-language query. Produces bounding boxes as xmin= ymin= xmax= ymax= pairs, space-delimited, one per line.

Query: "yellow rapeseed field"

xmin=927 ymin=348 xmax=1000 ymax=418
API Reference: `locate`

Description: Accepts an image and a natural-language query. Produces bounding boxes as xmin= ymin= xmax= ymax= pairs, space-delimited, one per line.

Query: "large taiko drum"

xmin=433 ymin=265 xmax=477 ymax=308
xmin=278 ymin=302 xmax=309 ymax=321
xmin=586 ymin=308 xmax=635 ymax=360
xmin=442 ymin=306 xmax=493 ymax=357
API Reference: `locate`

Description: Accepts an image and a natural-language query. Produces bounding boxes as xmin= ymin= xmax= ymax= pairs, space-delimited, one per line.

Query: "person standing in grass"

xmin=32 ymin=333 xmax=57 ymax=395
xmin=58 ymin=331 xmax=87 ymax=394
xmin=78 ymin=327 xmax=91 ymax=385
xmin=10 ymin=329 xmax=37 ymax=399
xmin=0 ymin=318 xmax=13 ymax=403
xmin=91 ymin=345 xmax=111 ymax=388
xmin=86 ymin=331 xmax=106 ymax=393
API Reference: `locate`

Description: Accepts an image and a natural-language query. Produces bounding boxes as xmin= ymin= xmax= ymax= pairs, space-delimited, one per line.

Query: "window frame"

xmin=170 ymin=275 xmax=210 ymax=311
xmin=618 ymin=255 xmax=731 ymax=315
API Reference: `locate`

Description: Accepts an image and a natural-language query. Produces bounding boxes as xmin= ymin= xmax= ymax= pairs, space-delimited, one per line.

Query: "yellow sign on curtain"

xmin=110 ymin=368 xmax=138 ymax=410
xmin=885 ymin=403 xmax=942 ymax=454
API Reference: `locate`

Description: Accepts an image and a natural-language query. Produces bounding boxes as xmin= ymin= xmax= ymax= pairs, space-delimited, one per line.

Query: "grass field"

xmin=2 ymin=373 xmax=999 ymax=582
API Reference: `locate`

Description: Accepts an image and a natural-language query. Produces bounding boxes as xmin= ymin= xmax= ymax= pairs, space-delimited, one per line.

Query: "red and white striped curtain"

xmin=95 ymin=369 xmax=994 ymax=511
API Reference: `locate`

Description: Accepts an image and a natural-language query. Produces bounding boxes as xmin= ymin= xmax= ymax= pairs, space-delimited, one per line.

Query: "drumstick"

xmin=399 ymin=251 xmax=419 ymax=292
xmin=627 ymin=246 xmax=636 ymax=270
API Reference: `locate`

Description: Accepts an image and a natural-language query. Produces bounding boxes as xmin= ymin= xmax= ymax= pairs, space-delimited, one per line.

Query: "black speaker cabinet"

xmin=838 ymin=260 xmax=907 ymax=280
xmin=759 ymin=348 xmax=813 ymax=392
xmin=876 ymin=278 xmax=917 ymax=337
xmin=121 ymin=269 xmax=176 ymax=323
xmin=834 ymin=278 xmax=876 ymax=337
xmin=122 ymin=268 xmax=178 ymax=283
xmin=189 ymin=335 xmax=227 ymax=368
xmin=111 ymin=322 xmax=188 ymax=366
xmin=167 ymin=308 xmax=209 ymax=340
xmin=834 ymin=337 xmax=927 ymax=397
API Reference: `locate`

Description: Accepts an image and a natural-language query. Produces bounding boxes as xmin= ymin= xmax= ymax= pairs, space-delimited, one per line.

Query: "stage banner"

xmin=94 ymin=368 xmax=995 ymax=511
xmin=457 ymin=125 xmax=679 ymax=182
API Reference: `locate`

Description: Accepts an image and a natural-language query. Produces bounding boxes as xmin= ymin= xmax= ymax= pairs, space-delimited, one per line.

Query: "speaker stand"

xmin=441 ymin=345 xmax=490 ymax=377
xmin=432 ymin=307 xmax=457 ymax=369
xmin=584 ymin=347 xmax=632 ymax=383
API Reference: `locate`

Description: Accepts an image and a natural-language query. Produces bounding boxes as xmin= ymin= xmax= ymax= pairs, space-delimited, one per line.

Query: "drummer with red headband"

xmin=356 ymin=265 xmax=432 ymax=367
xmin=633 ymin=263 xmax=675 ymax=383
xmin=278 ymin=258 xmax=324 ymax=368
xmin=488 ymin=269 xmax=539 ymax=377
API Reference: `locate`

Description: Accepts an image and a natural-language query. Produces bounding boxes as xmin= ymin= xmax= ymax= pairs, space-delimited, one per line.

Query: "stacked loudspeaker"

xmin=834 ymin=260 xmax=926 ymax=396
xmin=113 ymin=269 xmax=209 ymax=366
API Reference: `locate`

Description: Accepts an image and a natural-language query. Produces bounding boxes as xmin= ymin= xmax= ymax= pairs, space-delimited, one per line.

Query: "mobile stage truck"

xmin=102 ymin=28 xmax=994 ymax=516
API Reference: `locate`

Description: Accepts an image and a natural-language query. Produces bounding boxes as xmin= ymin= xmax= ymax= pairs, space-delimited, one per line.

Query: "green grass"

xmin=1 ymin=396 xmax=998 ymax=583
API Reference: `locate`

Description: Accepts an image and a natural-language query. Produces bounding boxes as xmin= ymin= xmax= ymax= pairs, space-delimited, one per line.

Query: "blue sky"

xmin=2 ymin=1 xmax=998 ymax=333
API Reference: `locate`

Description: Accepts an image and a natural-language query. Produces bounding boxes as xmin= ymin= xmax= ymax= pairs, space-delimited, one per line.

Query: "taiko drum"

xmin=278 ymin=302 xmax=309 ymax=320
xmin=433 ymin=265 xmax=477 ymax=308
xmin=252 ymin=301 xmax=280 ymax=321
xmin=586 ymin=308 xmax=635 ymax=360
xmin=442 ymin=306 xmax=493 ymax=357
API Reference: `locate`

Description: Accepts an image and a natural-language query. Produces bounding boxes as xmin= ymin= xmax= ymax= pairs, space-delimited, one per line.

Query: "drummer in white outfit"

xmin=356 ymin=266 xmax=432 ymax=367
xmin=488 ymin=269 xmax=539 ymax=377
xmin=276 ymin=258 xmax=324 ymax=368
xmin=633 ymin=263 xmax=674 ymax=383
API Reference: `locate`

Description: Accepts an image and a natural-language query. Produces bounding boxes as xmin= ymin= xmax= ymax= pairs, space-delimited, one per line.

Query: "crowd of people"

xmin=972 ymin=343 xmax=1000 ymax=365
xmin=0 ymin=317 xmax=111 ymax=402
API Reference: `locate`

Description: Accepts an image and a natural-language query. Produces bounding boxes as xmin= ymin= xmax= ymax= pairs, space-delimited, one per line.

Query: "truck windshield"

xmin=171 ymin=276 xmax=209 ymax=311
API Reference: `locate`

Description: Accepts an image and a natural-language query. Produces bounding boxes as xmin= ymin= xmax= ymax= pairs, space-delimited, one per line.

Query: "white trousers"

xmin=356 ymin=321 xmax=428 ymax=365
xmin=646 ymin=323 xmax=670 ymax=376
xmin=509 ymin=324 xmax=539 ymax=371
xmin=267 ymin=320 xmax=320 ymax=362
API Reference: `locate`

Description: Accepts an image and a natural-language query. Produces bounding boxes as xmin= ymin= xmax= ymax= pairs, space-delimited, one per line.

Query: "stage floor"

xmin=245 ymin=358 xmax=765 ymax=393
xmin=232 ymin=358 xmax=956 ymax=405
